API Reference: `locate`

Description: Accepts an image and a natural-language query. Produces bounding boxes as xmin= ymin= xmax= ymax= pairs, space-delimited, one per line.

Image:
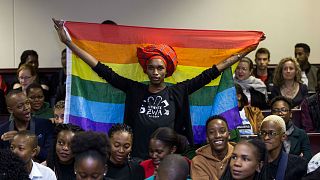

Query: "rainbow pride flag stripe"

xmin=64 ymin=22 xmax=264 ymax=144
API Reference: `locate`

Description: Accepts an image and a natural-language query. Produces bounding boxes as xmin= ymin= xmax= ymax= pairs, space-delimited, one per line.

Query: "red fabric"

xmin=137 ymin=44 xmax=178 ymax=77
xmin=0 ymin=75 xmax=7 ymax=94
xmin=140 ymin=159 xmax=155 ymax=178
xmin=139 ymin=157 xmax=191 ymax=178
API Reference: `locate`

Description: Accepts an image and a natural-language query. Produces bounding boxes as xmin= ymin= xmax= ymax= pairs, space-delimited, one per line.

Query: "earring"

xmin=74 ymin=172 xmax=77 ymax=175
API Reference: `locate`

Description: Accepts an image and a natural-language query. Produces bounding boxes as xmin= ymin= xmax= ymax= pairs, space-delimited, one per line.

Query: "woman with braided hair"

xmin=46 ymin=123 xmax=84 ymax=180
xmin=106 ymin=123 xmax=144 ymax=180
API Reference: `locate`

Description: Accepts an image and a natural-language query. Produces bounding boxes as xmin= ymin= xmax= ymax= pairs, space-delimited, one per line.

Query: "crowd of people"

xmin=0 ymin=19 xmax=319 ymax=180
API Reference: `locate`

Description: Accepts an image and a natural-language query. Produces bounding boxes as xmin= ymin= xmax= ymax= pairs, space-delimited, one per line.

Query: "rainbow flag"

xmin=63 ymin=21 xmax=264 ymax=144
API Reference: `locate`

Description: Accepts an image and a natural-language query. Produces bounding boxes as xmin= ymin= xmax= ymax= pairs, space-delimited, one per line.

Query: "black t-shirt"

xmin=106 ymin=159 xmax=144 ymax=180
xmin=135 ymin=87 xmax=175 ymax=158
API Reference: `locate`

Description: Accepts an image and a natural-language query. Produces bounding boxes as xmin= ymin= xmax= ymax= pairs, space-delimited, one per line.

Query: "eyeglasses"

xmin=18 ymin=76 xmax=32 ymax=80
xmin=258 ymin=130 xmax=283 ymax=138
xmin=271 ymin=108 xmax=290 ymax=114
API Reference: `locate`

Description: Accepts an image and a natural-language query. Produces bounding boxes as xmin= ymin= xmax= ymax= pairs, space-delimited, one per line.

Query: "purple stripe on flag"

xmin=193 ymin=106 xmax=241 ymax=144
xmin=69 ymin=115 xmax=114 ymax=133
xmin=219 ymin=106 xmax=241 ymax=130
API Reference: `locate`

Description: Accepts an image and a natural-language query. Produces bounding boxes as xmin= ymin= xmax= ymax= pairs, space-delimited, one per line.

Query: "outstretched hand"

xmin=52 ymin=18 xmax=69 ymax=44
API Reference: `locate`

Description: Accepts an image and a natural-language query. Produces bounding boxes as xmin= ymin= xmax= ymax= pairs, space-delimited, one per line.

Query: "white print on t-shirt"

xmin=139 ymin=96 xmax=169 ymax=118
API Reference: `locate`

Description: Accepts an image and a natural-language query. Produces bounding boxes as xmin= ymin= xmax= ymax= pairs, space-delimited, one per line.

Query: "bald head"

xmin=5 ymin=90 xmax=25 ymax=107
xmin=156 ymin=154 xmax=189 ymax=180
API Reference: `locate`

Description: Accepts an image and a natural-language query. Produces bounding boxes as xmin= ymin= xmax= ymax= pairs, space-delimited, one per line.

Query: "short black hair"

xmin=71 ymin=131 xmax=110 ymax=167
xmin=270 ymin=96 xmax=293 ymax=109
xmin=255 ymin=48 xmax=270 ymax=59
xmin=26 ymin=83 xmax=43 ymax=96
xmin=101 ymin=20 xmax=117 ymax=25
xmin=14 ymin=130 xmax=38 ymax=149
xmin=62 ymin=48 xmax=66 ymax=55
xmin=205 ymin=115 xmax=229 ymax=131
xmin=295 ymin=43 xmax=310 ymax=54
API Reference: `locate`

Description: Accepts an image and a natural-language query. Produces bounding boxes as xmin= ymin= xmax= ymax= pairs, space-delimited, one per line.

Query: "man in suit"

xmin=270 ymin=96 xmax=312 ymax=161
xmin=0 ymin=90 xmax=53 ymax=162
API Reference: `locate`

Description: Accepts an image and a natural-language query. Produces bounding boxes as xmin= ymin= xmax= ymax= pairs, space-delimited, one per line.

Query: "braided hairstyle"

xmin=46 ymin=123 xmax=83 ymax=178
xmin=108 ymin=123 xmax=133 ymax=139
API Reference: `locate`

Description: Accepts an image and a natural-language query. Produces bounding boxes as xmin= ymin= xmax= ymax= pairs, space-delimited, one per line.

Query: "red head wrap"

xmin=137 ymin=44 xmax=178 ymax=77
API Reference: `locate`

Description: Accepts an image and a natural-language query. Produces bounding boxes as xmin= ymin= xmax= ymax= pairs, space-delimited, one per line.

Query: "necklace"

xmin=281 ymin=82 xmax=298 ymax=99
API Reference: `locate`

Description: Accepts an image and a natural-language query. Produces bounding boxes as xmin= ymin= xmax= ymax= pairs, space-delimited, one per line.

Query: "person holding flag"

xmin=53 ymin=18 xmax=258 ymax=159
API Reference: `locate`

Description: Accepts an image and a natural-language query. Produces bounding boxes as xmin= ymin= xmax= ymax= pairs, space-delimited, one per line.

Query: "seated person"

xmin=300 ymin=86 xmax=320 ymax=132
xmin=220 ymin=139 xmax=268 ymax=180
xmin=17 ymin=50 xmax=49 ymax=90
xmin=191 ymin=115 xmax=235 ymax=180
xmin=0 ymin=74 xmax=7 ymax=93
xmin=253 ymin=47 xmax=273 ymax=91
xmin=294 ymin=43 xmax=320 ymax=92
xmin=106 ymin=124 xmax=144 ymax=180
xmin=259 ymin=115 xmax=307 ymax=179
xmin=270 ymin=57 xmax=308 ymax=108
xmin=0 ymin=90 xmax=54 ymax=162
xmin=155 ymin=154 xmax=191 ymax=180
xmin=46 ymin=123 xmax=83 ymax=179
xmin=234 ymin=57 xmax=268 ymax=110
xmin=26 ymin=83 xmax=54 ymax=119
xmin=10 ymin=130 xmax=56 ymax=180
xmin=270 ymin=96 xmax=312 ymax=161
xmin=235 ymin=83 xmax=264 ymax=135
xmin=140 ymin=127 xmax=188 ymax=179
xmin=13 ymin=64 xmax=50 ymax=102
xmin=71 ymin=131 xmax=110 ymax=180
xmin=52 ymin=100 xmax=65 ymax=124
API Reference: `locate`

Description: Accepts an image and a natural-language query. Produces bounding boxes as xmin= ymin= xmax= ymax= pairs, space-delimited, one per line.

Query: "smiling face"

xmin=149 ymin=138 xmax=174 ymax=168
xmin=235 ymin=61 xmax=252 ymax=80
xmin=56 ymin=130 xmax=75 ymax=164
xmin=206 ymin=119 xmax=229 ymax=155
xmin=230 ymin=143 xmax=260 ymax=180
xmin=27 ymin=87 xmax=45 ymax=111
xmin=282 ymin=60 xmax=296 ymax=81
xmin=146 ymin=58 xmax=167 ymax=85
xmin=109 ymin=131 xmax=132 ymax=165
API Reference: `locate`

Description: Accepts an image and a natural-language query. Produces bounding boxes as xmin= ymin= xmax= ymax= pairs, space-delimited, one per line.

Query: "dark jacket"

xmin=253 ymin=67 xmax=274 ymax=92
xmin=301 ymin=93 xmax=320 ymax=132
xmin=0 ymin=117 xmax=54 ymax=162
xmin=287 ymin=125 xmax=313 ymax=161
xmin=266 ymin=151 xmax=307 ymax=180
xmin=106 ymin=159 xmax=144 ymax=180
xmin=300 ymin=62 xmax=320 ymax=92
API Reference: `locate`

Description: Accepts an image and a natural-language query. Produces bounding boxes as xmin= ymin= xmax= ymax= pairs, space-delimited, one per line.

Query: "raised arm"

xmin=216 ymin=45 xmax=258 ymax=72
xmin=53 ymin=18 xmax=98 ymax=67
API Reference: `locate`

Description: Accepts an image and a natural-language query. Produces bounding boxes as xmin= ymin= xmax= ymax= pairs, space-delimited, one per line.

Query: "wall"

xmin=0 ymin=0 xmax=319 ymax=68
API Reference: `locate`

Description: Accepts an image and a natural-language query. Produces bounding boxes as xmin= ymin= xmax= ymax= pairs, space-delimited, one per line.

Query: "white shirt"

xmin=237 ymin=108 xmax=254 ymax=135
xmin=29 ymin=160 xmax=57 ymax=180
xmin=301 ymin=71 xmax=309 ymax=87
